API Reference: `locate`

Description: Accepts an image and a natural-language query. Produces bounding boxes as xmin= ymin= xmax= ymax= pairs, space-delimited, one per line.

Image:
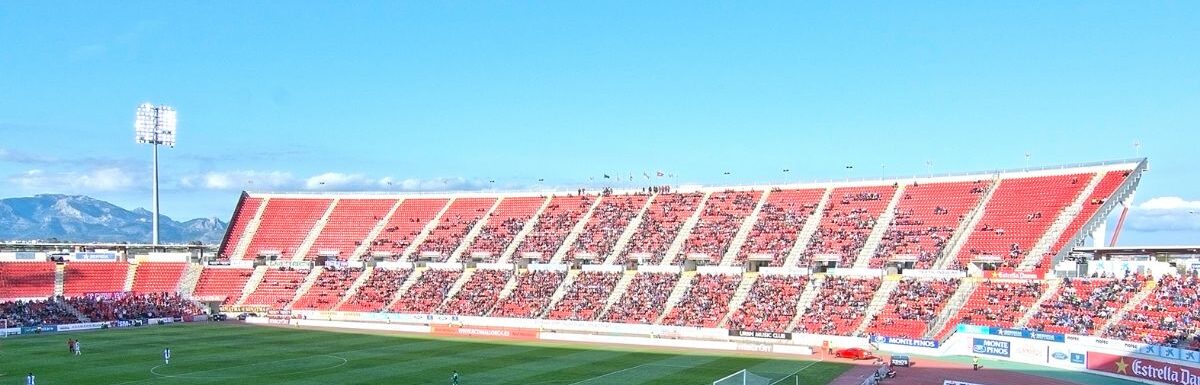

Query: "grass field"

xmin=0 ymin=323 xmax=849 ymax=384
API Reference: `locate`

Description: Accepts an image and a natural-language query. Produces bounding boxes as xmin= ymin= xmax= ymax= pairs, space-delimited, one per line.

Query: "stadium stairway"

xmin=285 ymin=267 xmax=325 ymax=310
xmin=233 ymin=266 xmax=269 ymax=307
xmin=351 ymin=199 xmax=405 ymax=260
xmin=661 ymin=191 xmax=712 ymax=266
xmin=853 ymin=184 xmax=908 ymax=268
xmin=783 ymin=187 xmax=832 ymax=267
xmin=936 ymin=177 xmax=1000 ymax=269
xmin=1097 ymin=279 xmax=1159 ymax=336
xmin=721 ymin=191 xmax=771 ymax=267
xmin=291 ymin=199 xmax=340 ymax=261
xmin=656 ymin=271 xmax=697 ymax=323
xmin=923 ymin=277 xmax=980 ymax=339
xmin=123 ymin=263 xmax=139 ymax=292
xmin=493 ymin=269 xmax=523 ymax=303
xmin=54 ymin=264 xmax=65 ymax=297
xmin=230 ymin=197 xmax=271 ymax=261
xmin=448 ymin=199 xmax=504 ymax=263
xmin=852 ymin=276 xmax=901 ymax=337
xmin=385 ymin=267 xmax=428 ymax=310
xmin=499 ymin=197 xmax=554 ymax=263
xmin=603 ymin=195 xmax=656 ymax=265
xmin=56 ymin=297 xmax=89 ymax=322
xmin=717 ymin=272 xmax=759 ymax=328
xmin=549 ymin=197 xmax=604 ymax=264
xmin=541 ymin=269 xmax=580 ymax=317
xmin=1020 ymin=172 xmax=1104 ymax=269
xmin=598 ymin=270 xmax=638 ymax=319
xmin=333 ymin=266 xmax=375 ymax=309
xmin=177 ymin=263 xmax=204 ymax=298
xmin=438 ymin=268 xmax=478 ymax=309
xmin=1015 ymin=278 xmax=1063 ymax=328
xmin=786 ymin=275 xmax=825 ymax=332
xmin=401 ymin=198 xmax=456 ymax=261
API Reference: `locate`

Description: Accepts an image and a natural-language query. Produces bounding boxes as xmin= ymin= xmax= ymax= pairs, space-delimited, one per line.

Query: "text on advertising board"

xmin=972 ymin=338 xmax=1011 ymax=357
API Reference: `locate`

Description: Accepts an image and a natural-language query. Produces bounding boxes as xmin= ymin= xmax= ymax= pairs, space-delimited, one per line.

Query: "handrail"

xmin=1048 ymin=159 xmax=1148 ymax=266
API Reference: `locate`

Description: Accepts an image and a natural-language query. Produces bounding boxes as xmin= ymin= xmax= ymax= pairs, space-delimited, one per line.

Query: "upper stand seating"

xmin=547 ymin=271 xmax=620 ymax=321
xmin=568 ymin=195 xmax=649 ymax=264
xmin=335 ymin=268 xmax=411 ymax=312
xmin=193 ymin=267 xmax=254 ymax=305
xmin=615 ymin=193 xmax=704 ymax=265
xmin=870 ymin=181 xmax=988 ymax=268
xmin=802 ymin=186 xmax=897 ymax=267
xmin=952 ymin=174 xmax=1090 ymax=269
xmin=218 ymin=197 xmax=262 ymax=260
xmin=466 ymin=197 xmax=545 ymax=263
xmin=934 ymin=279 xmax=1044 ymax=340
xmin=63 ymin=262 xmax=128 ymax=297
xmin=1029 ymin=275 xmax=1147 ymax=335
xmin=796 ymin=277 xmax=881 ymax=336
xmin=415 ymin=198 xmax=496 ymax=262
xmin=680 ymin=191 xmax=761 ymax=265
xmin=490 ymin=270 xmax=566 ymax=318
xmin=245 ymin=199 xmax=332 ymax=259
xmin=602 ymin=272 xmax=680 ymax=324
xmin=388 ymin=269 xmax=463 ymax=313
xmin=728 ymin=275 xmax=809 ymax=333
xmin=865 ymin=278 xmax=961 ymax=338
xmin=307 ymin=199 xmax=396 ymax=261
xmin=366 ymin=198 xmax=449 ymax=260
xmin=1105 ymin=274 xmax=1200 ymax=348
xmin=515 ymin=196 xmax=594 ymax=263
xmin=661 ymin=273 xmax=741 ymax=327
xmin=1042 ymin=171 xmax=1131 ymax=267
xmin=241 ymin=268 xmax=309 ymax=307
xmin=0 ymin=262 xmax=57 ymax=300
xmin=130 ymin=262 xmax=189 ymax=294
xmin=736 ymin=189 xmax=823 ymax=267
xmin=290 ymin=268 xmax=362 ymax=310
xmin=440 ymin=269 xmax=513 ymax=316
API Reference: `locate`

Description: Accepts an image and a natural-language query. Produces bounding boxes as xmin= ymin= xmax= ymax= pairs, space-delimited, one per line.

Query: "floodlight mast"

xmin=134 ymin=103 xmax=177 ymax=246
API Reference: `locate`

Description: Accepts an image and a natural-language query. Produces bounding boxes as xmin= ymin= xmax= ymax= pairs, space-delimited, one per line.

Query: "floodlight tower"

xmin=135 ymin=103 xmax=177 ymax=246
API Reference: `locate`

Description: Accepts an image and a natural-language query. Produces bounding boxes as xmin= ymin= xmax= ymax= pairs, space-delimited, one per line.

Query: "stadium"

xmin=4 ymin=156 xmax=1199 ymax=385
xmin=3 ymin=3 xmax=1199 ymax=385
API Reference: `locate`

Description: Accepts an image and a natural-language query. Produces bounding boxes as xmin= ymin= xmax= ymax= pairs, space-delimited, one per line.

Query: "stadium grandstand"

xmin=4 ymin=157 xmax=1200 ymax=385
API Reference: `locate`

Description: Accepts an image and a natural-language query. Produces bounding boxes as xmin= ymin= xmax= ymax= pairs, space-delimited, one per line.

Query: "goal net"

xmin=712 ymin=369 xmax=772 ymax=385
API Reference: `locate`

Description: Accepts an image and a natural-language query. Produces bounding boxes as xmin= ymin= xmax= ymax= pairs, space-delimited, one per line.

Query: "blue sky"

xmin=1 ymin=2 xmax=1197 ymax=245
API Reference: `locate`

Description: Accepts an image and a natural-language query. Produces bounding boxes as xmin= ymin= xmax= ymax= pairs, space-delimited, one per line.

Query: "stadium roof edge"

xmin=243 ymin=157 xmax=1146 ymax=199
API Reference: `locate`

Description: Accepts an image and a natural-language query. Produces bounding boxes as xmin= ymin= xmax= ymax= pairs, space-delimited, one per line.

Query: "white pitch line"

xmin=565 ymin=362 xmax=696 ymax=385
xmin=112 ymin=354 xmax=348 ymax=385
xmin=768 ymin=358 xmax=824 ymax=385
xmin=567 ymin=363 xmax=649 ymax=385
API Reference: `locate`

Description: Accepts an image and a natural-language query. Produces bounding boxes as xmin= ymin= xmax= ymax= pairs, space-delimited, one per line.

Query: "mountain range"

xmin=0 ymin=194 xmax=227 ymax=244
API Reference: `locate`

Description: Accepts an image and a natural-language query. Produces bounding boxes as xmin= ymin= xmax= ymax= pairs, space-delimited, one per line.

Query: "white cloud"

xmin=8 ymin=167 xmax=138 ymax=192
xmin=179 ymin=171 xmax=297 ymax=191
xmin=178 ymin=171 xmax=493 ymax=193
xmin=1125 ymin=196 xmax=1200 ymax=233
xmin=1138 ymin=196 xmax=1200 ymax=211
xmin=305 ymin=173 xmax=375 ymax=191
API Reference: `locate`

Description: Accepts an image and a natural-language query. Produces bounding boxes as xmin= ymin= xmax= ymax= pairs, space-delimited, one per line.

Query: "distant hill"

xmin=0 ymin=194 xmax=227 ymax=244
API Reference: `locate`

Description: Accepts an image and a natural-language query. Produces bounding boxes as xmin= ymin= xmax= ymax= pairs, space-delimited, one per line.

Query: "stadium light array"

xmin=134 ymin=103 xmax=178 ymax=246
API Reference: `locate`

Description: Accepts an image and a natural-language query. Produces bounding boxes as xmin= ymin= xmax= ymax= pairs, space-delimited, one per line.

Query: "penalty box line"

xmin=767 ymin=358 xmax=825 ymax=385
xmin=566 ymin=362 xmax=695 ymax=385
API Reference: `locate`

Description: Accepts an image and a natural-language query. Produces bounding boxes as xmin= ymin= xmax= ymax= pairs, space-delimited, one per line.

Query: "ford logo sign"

xmin=1051 ymin=352 xmax=1068 ymax=360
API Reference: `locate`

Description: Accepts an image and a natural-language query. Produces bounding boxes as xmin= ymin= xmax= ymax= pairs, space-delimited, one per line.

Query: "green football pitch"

xmin=0 ymin=323 xmax=849 ymax=384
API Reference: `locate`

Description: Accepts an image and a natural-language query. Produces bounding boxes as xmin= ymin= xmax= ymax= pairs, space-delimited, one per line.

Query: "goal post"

xmin=712 ymin=369 xmax=771 ymax=385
